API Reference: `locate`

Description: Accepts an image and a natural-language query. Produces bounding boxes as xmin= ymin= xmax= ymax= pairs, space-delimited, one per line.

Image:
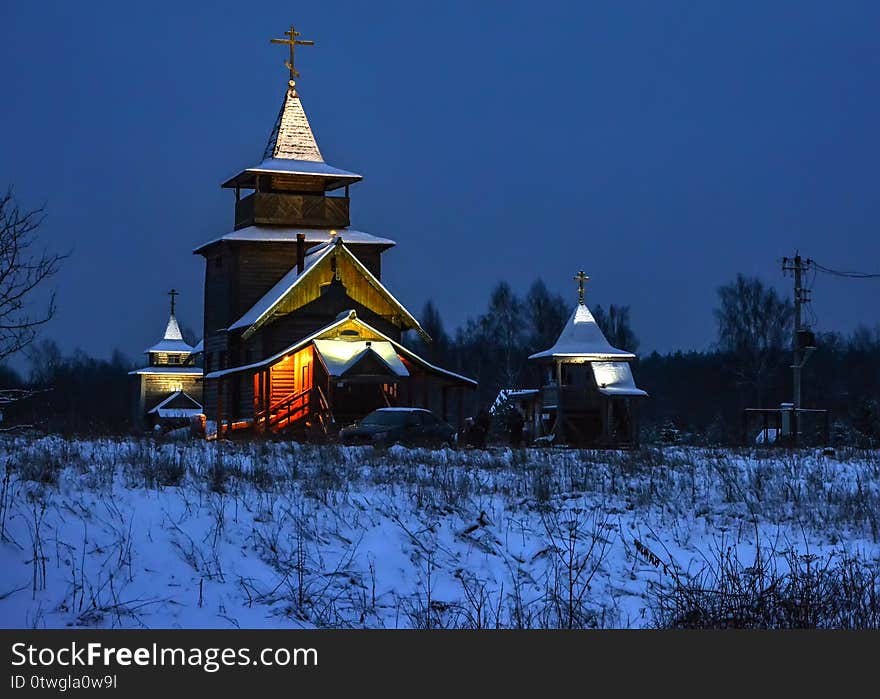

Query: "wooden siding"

xmin=142 ymin=375 xmax=203 ymax=411
xmin=235 ymin=192 xmax=350 ymax=230
xmin=149 ymin=352 xmax=190 ymax=366
xmin=200 ymin=240 xmax=384 ymax=343
xmin=203 ymin=378 xmax=218 ymax=421
xmin=258 ymin=289 xmax=402 ymax=357
xmin=251 ymin=249 xmax=410 ymax=338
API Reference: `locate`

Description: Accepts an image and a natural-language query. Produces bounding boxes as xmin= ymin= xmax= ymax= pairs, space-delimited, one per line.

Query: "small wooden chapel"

xmin=130 ymin=290 xmax=204 ymax=430
xmin=195 ymin=25 xmax=476 ymax=438
xmin=525 ymin=272 xmax=647 ymax=447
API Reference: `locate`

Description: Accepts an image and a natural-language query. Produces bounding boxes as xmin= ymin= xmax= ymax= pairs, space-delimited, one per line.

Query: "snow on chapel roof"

xmin=146 ymin=314 xmax=194 ymax=355
xmin=528 ymin=302 xmax=635 ymax=361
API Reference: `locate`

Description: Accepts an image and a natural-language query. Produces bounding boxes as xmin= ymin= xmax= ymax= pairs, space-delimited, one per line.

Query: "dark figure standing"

xmin=507 ymin=407 xmax=525 ymax=448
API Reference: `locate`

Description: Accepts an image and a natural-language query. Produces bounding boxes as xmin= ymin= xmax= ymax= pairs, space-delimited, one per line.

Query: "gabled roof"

xmin=528 ymin=302 xmax=635 ymax=361
xmin=221 ymin=88 xmax=362 ymax=192
xmin=313 ymin=339 xmax=409 ymax=378
xmin=146 ymin=314 xmax=194 ymax=354
xmin=148 ymin=390 xmax=204 ymax=418
xmin=205 ymin=310 xmax=476 ymax=387
xmin=228 ymin=237 xmax=428 ymax=341
xmin=192 ymin=226 xmax=395 ymax=255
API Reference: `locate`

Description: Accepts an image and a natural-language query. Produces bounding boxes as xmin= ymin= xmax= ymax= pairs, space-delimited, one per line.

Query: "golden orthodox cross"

xmin=168 ymin=288 xmax=178 ymax=316
xmin=270 ymin=25 xmax=315 ymax=84
xmin=574 ymin=271 xmax=589 ymax=304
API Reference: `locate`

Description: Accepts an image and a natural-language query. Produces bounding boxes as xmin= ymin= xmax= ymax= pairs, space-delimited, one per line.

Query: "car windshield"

xmin=360 ymin=410 xmax=412 ymax=427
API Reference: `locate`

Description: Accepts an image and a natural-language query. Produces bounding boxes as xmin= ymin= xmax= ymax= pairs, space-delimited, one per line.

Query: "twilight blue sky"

xmin=2 ymin=0 xmax=879 ymax=366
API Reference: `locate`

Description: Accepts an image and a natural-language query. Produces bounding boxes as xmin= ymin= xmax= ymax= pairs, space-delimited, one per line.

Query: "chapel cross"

xmin=574 ymin=271 xmax=590 ymax=305
xmin=270 ymin=24 xmax=315 ymax=85
xmin=168 ymin=288 xmax=178 ymax=316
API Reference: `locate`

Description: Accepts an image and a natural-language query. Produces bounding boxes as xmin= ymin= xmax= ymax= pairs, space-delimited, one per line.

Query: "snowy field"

xmin=0 ymin=436 xmax=878 ymax=629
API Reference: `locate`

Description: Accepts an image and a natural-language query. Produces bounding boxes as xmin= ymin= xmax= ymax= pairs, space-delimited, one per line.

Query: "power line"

xmin=813 ymin=261 xmax=880 ymax=279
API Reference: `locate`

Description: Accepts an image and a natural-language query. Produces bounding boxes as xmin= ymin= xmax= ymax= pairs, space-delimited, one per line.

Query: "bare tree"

xmin=0 ymin=188 xmax=64 ymax=363
xmin=524 ymin=279 xmax=568 ymax=353
xmin=714 ymin=274 xmax=792 ymax=406
xmin=593 ymin=304 xmax=640 ymax=353
xmin=482 ymin=282 xmax=526 ymax=391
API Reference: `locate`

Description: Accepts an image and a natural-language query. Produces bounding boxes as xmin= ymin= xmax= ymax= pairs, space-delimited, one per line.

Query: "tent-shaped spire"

xmin=163 ymin=314 xmax=183 ymax=341
xmin=221 ymin=86 xmax=362 ymax=192
xmin=263 ymin=88 xmax=323 ymax=162
xmin=146 ymin=290 xmax=194 ymax=355
xmin=146 ymin=313 xmax=194 ymax=354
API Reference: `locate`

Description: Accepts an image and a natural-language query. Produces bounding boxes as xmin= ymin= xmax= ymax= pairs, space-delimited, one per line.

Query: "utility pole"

xmin=782 ymin=253 xmax=814 ymax=409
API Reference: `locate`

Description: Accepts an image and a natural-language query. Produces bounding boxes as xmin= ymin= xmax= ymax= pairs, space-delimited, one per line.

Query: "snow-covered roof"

xmin=591 ymin=362 xmax=647 ymax=397
xmin=205 ymin=309 xmax=476 ymax=387
xmin=221 ymin=158 xmax=362 ymax=189
xmin=146 ymin=314 xmax=194 ymax=355
xmin=148 ymin=390 xmax=203 ymax=417
xmin=220 ymin=88 xmax=361 ymax=191
xmin=228 ymin=243 xmax=334 ymax=332
xmin=314 ymin=339 xmax=409 ymax=378
xmin=192 ymin=226 xmax=395 ymax=254
xmin=528 ymin=303 xmax=635 ymax=361
xmin=491 ymin=388 xmax=539 ymax=413
xmin=227 ymin=237 xmax=427 ymax=341
xmin=129 ymin=367 xmax=203 ymax=376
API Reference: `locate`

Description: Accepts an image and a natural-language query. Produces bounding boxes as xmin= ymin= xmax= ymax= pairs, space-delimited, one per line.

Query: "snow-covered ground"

xmin=0 ymin=437 xmax=877 ymax=628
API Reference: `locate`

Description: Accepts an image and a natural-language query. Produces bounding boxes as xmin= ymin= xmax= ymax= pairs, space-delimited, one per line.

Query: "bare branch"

xmin=0 ymin=188 xmax=66 ymax=363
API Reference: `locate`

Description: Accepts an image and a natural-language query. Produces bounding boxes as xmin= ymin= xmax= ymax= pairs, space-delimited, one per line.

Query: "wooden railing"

xmin=313 ymin=385 xmax=335 ymax=436
xmin=254 ymin=385 xmax=337 ymax=437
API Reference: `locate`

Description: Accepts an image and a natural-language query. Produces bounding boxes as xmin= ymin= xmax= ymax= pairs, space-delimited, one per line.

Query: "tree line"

xmin=408 ymin=274 xmax=880 ymax=446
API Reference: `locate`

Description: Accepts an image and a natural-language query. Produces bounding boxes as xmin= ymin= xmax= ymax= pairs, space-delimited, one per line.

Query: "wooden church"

xmin=130 ymin=291 xmax=204 ymax=430
xmin=194 ymin=26 xmax=476 ymax=438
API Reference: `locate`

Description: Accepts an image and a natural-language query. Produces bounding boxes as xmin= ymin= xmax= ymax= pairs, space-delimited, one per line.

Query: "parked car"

xmin=339 ymin=408 xmax=456 ymax=447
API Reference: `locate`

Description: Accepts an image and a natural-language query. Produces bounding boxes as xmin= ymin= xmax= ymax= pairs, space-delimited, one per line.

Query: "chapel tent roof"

xmin=221 ymin=88 xmax=362 ymax=192
xmin=227 ymin=237 xmax=428 ymax=341
xmin=205 ymin=310 xmax=476 ymax=387
xmin=146 ymin=314 xmax=194 ymax=355
xmin=528 ymin=302 xmax=635 ymax=361
xmin=192 ymin=226 xmax=395 ymax=255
